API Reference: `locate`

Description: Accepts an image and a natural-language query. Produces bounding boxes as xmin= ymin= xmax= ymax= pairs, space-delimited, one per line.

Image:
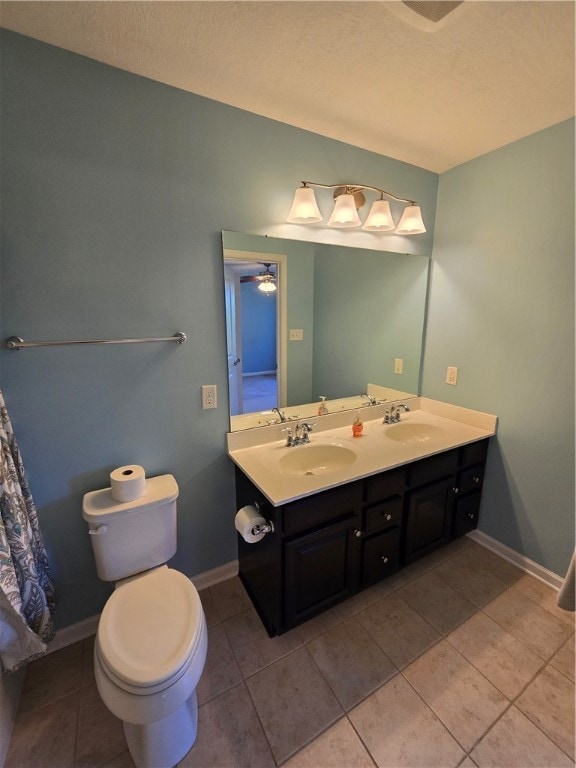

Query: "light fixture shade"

xmin=287 ymin=186 xmax=323 ymax=223
xmin=362 ymin=199 xmax=395 ymax=231
xmin=327 ymin=193 xmax=361 ymax=228
xmin=258 ymin=279 xmax=277 ymax=293
xmin=395 ymin=205 xmax=426 ymax=234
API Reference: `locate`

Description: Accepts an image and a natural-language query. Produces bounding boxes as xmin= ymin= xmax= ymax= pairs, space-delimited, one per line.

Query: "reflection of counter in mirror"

xmin=222 ymin=231 xmax=430 ymax=431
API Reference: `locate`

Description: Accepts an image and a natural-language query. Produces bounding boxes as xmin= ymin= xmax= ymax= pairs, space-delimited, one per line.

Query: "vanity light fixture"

xmin=287 ymin=181 xmax=426 ymax=234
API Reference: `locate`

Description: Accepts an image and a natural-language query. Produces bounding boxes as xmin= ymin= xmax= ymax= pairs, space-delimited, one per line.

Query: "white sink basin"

xmin=276 ymin=443 xmax=359 ymax=476
xmin=385 ymin=422 xmax=446 ymax=445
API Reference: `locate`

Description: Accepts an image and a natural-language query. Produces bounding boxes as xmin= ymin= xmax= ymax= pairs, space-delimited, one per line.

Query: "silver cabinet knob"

xmin=473 ymin=476 xmax=481 ymax=484
xmin=385 ymin=513 xmax=392 ymax=521
xmin=453 ymin=487 xmax=459 ymax=494
xmin=381 ymin=556 xmax=389 ymax=563
xmin=354 ymin=529 xmax=363 ymax=538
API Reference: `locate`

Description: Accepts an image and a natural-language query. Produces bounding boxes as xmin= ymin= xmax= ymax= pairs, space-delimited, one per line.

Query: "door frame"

xmin=223 ymin=248 xmax=287 ymax=409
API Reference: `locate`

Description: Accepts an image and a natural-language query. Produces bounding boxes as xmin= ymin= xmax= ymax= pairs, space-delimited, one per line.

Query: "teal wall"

xmin=423 ymin=119 xmax=575 ymax=576
xmin=0 ymin=31 xmax=438 ymax=629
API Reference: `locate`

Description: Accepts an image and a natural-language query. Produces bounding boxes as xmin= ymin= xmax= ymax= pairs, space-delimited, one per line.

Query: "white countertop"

xmin=227 ymin=398 xmax=497 ymax=507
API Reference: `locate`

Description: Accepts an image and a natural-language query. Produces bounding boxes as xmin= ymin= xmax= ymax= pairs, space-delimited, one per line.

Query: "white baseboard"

xmin=47 ymin=614 xmax=101 ymax=654
xmin=190 ymin=559 xmax=239 ymax=591
xmin=467 ymin=530 xmax=563 ymax=591
xmin=47 ymin=559 xmax=239 ymax=655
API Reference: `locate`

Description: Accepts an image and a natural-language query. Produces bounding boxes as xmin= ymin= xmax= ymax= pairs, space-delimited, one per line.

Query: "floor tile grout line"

xmin=12 ymin=551 xmax=572 ymax=768
xmin=399 ymin=665 xmax=482 ymax=759
xmin=476 ymin=594 xmax=573 ymax=662
xmin=218 ymin=565 xmax=573 ymax=767
xmin=215 ymin=611 xmax=306 ymax=767
xmin=513 ymin=659 xmax=576 ymax=762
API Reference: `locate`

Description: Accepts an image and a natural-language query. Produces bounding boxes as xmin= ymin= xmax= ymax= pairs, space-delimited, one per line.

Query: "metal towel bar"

xmin=6 ymin=332 xmax=187 ymax=350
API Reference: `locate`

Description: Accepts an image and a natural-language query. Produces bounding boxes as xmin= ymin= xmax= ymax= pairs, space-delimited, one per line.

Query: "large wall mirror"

xmin=223 ymin=231 xmax=430 ymax=431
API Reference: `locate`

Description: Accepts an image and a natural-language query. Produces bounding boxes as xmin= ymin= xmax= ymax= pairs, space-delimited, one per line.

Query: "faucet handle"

xmin=280 ymin=425 xmax=295 ymax=446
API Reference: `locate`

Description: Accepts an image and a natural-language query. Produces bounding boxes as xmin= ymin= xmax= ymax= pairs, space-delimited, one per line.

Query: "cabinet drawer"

xmin=459 ymin=465 xmax=484 ymax=494
xmin=408 ymin=450 xmax=458 ymax=488
xmin=453 ymin=492 xmax=481 ymax=537
xmin=283 ymin=481 xmax=362 ymax=535
xmin=362 ymin=527 xmax=401 ymax=586
xmin=365 ymin=467 xmax=405 ymax=504
xmin=365 ymin=497 xmax=403 ymax=535
xmin=460 ymin=440 xmax=488 ymax=468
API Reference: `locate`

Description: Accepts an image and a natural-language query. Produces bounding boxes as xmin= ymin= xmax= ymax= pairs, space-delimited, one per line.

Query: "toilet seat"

xmin=97 ymin=567 xmax=203 ymax=692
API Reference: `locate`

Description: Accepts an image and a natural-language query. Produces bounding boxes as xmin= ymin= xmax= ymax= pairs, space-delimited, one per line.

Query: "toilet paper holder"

xmin=251 ymin=502 xmax=274 ymax=537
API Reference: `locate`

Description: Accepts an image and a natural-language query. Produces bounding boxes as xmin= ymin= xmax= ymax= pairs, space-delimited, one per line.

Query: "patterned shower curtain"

xmin=0 ymin=391 xmax=55 ymax=672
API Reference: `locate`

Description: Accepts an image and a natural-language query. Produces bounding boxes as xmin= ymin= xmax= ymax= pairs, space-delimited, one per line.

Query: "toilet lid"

xmin=98 ymin=567 xmax=203 ymax=688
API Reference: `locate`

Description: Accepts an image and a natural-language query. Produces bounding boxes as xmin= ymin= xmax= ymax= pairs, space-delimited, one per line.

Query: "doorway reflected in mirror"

xmin=243 ymin=373 xmax=277 ymax=413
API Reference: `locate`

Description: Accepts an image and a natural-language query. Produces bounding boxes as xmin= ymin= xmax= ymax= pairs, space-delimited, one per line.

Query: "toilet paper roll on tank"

xmin=110 ymin=464 xmax=147 ymax=502
xmin=235 ymin=505 xmax=270 ymax=543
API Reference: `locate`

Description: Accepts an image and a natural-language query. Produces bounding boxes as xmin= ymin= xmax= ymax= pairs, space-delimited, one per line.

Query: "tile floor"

xmin=6 ymin=538 xmax=575 ymax=768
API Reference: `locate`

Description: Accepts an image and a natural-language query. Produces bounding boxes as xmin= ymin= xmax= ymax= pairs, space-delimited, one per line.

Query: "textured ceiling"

xmin=0 ymin=1 xmax=574 ymax=172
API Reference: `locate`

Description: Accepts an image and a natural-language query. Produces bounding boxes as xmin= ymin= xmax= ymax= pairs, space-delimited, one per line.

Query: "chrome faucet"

xmin=361 ymin=394 xmax=386 ymax=406
xmin=282 ymin=420 xmax=315 ymax=447
xmin=272 ymin=407 xmax=287 ymax=423
xmin=383 ymin=403 xmax=410 ymax=424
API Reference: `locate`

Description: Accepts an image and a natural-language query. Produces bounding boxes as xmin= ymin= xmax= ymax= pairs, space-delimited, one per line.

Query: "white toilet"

xmin=82 ymin=474 xmax=207 ymax=768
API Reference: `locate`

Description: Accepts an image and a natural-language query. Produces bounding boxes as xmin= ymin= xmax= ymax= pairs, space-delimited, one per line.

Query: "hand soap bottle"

xmin=318 ymin=396 xmax=329 ymax=416
xmin=352 ymin=413 xmax=363 ymax=437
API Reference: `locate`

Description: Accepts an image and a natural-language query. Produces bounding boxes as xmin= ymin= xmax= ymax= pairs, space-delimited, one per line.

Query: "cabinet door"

xmin=284 ymin=518 xmax=360 ymax=628
xmin=362 ymin=527 xmax=401 ymax=587
xmin=404 ymin=477 xmax=454 ymax=564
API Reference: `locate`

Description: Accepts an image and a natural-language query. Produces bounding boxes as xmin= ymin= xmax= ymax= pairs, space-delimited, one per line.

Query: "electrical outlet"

xmin=446 ymin=366 xmax=458 ymax=385
xmin=201 ymin=384 xmax=217 ymax=409
xmin=394 ymin=358 xmax=404 ymax=374
xmin=289 ymin=329 xmax=304 ymax=341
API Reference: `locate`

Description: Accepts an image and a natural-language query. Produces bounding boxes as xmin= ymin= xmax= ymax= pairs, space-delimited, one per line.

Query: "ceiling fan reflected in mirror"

xmin=240 ymin=263 xmax=277 ymax=293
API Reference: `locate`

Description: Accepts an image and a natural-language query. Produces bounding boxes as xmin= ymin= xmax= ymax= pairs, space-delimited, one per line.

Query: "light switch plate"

xmin=394 ymin=358 xmax=404 ymax=374
xmin=289 ymin=329 xmax=304 ymax=341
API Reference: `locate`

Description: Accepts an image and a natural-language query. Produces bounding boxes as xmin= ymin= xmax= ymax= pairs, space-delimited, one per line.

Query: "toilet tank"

xmin=82 ymin=474 xmax=179 ymax=582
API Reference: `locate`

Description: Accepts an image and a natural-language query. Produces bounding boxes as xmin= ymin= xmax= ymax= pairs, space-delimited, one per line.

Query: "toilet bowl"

xmin=82 ymin=474 xmax=208 ymax=768
xmin=94 ymin=567 xmax=207 ymax=767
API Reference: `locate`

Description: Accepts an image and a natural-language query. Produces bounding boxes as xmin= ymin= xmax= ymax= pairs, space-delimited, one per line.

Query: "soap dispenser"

xmin=317 ymin=396 xmax=329 ymax=416
xmin=352 ymin=413 xmax=364 ymax=437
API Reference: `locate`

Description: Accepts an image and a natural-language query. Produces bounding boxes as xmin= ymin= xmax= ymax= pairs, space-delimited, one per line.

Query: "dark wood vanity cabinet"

xmin=235 ymin=438 xmax=489 ymax=636
xmin=283 ymin=482 xmax=363 ymax=627
xmin=451 ymin=440 xmax=489 ymax=538
xmin=403 ymin=450 xmax=459 ymax=564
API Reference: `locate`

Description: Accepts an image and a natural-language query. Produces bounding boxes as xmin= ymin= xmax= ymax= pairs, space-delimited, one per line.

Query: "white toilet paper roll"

xmin=235 ymin=505 xmax=267 ymax=544
xmin=110 ymin=465 xmax=147 ymax=502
